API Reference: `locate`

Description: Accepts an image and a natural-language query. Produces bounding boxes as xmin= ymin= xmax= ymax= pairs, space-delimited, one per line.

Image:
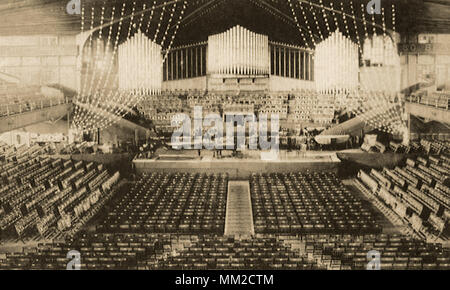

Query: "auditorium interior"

xmin=0 ymin=0 xmax=450 ymax=270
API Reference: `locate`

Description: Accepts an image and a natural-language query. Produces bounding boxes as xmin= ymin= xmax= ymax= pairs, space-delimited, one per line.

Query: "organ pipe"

xmin=207 ymin=25 xmax=269 ymax=75
xmin=118 ymin=31 xmax=162 ymax=95
xmin=314 ymin=30 xmax=359 ymax=94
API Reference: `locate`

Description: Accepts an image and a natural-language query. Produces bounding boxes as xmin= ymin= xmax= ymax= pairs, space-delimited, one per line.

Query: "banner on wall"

xmin=398 ymin=43 xmax=450 ymax=55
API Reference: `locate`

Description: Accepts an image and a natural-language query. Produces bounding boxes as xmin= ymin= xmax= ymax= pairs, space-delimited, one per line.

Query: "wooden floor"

xmin=224 ymin=181 xmax=255 ymax=236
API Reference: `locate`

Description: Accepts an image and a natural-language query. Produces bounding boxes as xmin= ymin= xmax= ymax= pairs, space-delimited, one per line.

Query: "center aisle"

xmin=224 ymin=180 xmax=255 ymax=236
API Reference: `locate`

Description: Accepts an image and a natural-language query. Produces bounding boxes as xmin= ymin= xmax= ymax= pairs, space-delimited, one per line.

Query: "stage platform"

xmin=133 ymin=150 xmax=341 ymax=179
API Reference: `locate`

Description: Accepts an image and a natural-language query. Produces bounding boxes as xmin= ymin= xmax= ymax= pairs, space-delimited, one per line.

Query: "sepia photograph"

xmin=0 ymin=0 xmax=449 ymax=282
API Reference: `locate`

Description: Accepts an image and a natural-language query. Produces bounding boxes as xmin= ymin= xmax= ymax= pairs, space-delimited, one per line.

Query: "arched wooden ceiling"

xmin=0 ymin=0 xmax=448 ymax=47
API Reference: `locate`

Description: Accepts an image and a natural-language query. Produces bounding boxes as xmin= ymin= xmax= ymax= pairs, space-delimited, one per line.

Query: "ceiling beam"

xmin=254 ymin=0 xmax=321 ymax=43
xmin=170 ymin=0 xmax=222 ymax=30
xmin=298 ymin=0 xmax=396 ymax=41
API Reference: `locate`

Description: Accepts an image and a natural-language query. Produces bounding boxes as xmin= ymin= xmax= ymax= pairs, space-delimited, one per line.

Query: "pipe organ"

xmin=315 ymin=30 xmax=359 ymax=94
xmin=118 ymin=31 xmax=162 ymax=95
xmin=114 ymin=26 xmax=364 ymax=93
xmin=363 ymin=35 xmax=400 ymax=67
xmin=360 ymin=35 xmax=401 ymax=92
xmin=207 ymin=25 xmax=270 ymax=75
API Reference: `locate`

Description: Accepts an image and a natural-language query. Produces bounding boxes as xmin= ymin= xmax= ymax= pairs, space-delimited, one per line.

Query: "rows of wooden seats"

xmin=1 ymin=233 xmax=300 ymax=270
xmin=297 ymin=234 xmax=450 ymax=270
xmin=250 ymin=172 xmax=381 ymax=234
xmin=0 ymin=149 xmax=47 ymax=194
xmin=97 ymin=172 xmax=228 ymax=233
xmin=147 ymin=235 xmax=317 ymax=270
xmin=420 ymin=139 xmax=449 ymax=155
xmin=406 ymin=156 xmax=448 ymax=213
xmin=404 ymin=155 xmax=449 ymax=234
xmin=0 ymin=145 xmax=49 ymax=183
xmin=0 ymin=233 xmax=173 ymax=270
xmin=137 ymin=90 xmax=343 ymax=128
xmin=288 ymin=91 xmax=335 ymax=123
xmin=358 ymin=153 xmax=449 ymax=238
xmin=1 ymin=164 xmax=114 ymax=239
xmin=1 ymin=232 xmax=448 ymax=270
xmin=1 ymin=159 xmax=84 ymax=217
xmin=0 ymin=144 xmax=119 ymax=240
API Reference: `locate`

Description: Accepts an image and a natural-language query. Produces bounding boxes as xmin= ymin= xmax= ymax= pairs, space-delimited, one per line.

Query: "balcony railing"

xmin=405 ymin=95 xmax=450 ymax=110
xmin=0 ymin=96 xmax=69 ymax=118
